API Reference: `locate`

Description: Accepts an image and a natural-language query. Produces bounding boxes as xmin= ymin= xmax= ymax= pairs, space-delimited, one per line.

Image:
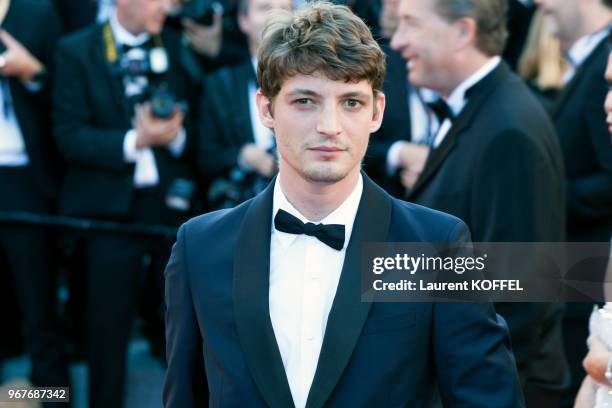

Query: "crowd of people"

xmin=0 ymin=0 xmax=610 ymax=406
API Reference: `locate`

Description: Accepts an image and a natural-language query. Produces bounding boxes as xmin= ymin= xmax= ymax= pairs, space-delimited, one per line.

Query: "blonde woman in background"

xmin=518 ymin=9 xmax=569 ymax=110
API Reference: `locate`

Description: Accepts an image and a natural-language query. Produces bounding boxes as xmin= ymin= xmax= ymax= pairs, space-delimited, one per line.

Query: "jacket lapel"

xmin=93 ymin=25 xmax=130 ymax=122
xmin=305 ymin=173 xmax=392 ymax=408
xmin=233 ymin=179 xmax=295 ymax=408
xmin=408 ymin=62 xmax=512 ymax=198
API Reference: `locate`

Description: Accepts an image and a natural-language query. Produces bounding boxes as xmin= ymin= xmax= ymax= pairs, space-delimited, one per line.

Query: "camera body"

xmin=117 ymin=47 xmax=188 ymax=118
xmin=181 ymin=0 xmax=224 ymax=26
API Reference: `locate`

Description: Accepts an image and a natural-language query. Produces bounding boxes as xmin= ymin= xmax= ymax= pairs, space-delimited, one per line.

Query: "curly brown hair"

xmin=257 ymin=1 xmax=386 ymax=100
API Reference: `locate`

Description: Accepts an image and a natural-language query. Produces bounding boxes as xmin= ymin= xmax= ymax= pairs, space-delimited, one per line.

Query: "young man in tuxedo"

xmin=164 ymin=3 xmax=523 ymax=407
xmin=197 ymin=0 xmax=292 ymax=209
xmin=0 ymin=0 xmax=68 ymax=394
xmin=391 ymin=0 xmax=568 ymax=406
xmin=535 ymin=0 xmax=612 ymax=403
xmin=53 ymin=0 xmax=199 ymax=406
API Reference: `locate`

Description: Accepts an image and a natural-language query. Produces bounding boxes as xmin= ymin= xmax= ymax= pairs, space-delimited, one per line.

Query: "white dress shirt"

xmin=0 ymin=80 xmax=29 ymax=166
xmin=386 ymin=87 xmax=439 ymax=175
xmin=563 ymin=27 xmax=610 ymax=84
xmin=111 ymin=12 xmax=186 ymax=188
xmin=269 ymin=174 xmax=363 ymax=408
xmin=249 ymin=58 xmax=275 ymax=151
xmin=432 ymin=56 xmax=501 ymax=148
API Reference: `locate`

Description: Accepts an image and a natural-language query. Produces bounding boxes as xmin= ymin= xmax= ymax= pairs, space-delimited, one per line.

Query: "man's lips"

xmin=310 ymin=146 xmax=344 ymax=152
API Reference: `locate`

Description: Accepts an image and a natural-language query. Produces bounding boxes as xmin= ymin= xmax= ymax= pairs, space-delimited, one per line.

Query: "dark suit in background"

xmin=0 ymin=0 xmax=67 ymax=390
xmin=164 ymin=174 xmax=524 ymax=408
xmin=198 ymin=60 xmax=256 ymax=183
xmin=53 ymin=23 xmax=199 ymax=407
xmin=365 ymin=46 xmax=412 ymax=197
xmin=52 ymin=0 xmax=98 ymax=33
xmin=408 ymin=62 xmax=569 ymax=407
xmin=198 ymin=59 xmax=276 ymax=208
xmin=550 ymin=37 xmax=612 ymax=405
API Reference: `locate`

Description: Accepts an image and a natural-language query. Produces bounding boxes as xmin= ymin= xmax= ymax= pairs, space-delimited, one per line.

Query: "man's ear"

xmin=238 ymin=13 xmax=249 ymax=36
xmin=256 ymin=90 xmax=275 ymax=129
xmin=453 ymin=17 xmax=477 ymax=51
xmin=370 ymin=91 xmax=386 ymax=133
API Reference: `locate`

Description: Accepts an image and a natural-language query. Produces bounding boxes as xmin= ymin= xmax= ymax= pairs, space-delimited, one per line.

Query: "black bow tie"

xmin=427 ymin=98 xmax=454 ymax=123
xmin=274 ymin=209 xmax=345 ymax=251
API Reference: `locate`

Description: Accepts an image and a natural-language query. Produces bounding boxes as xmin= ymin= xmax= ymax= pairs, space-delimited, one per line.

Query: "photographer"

xmin=167 ymin=0 xmax=249 ymax=73
xmin=52 ymin=0 xmax=199 ymax=406
xmin=198 ymin=0 xmax=290 ymax=209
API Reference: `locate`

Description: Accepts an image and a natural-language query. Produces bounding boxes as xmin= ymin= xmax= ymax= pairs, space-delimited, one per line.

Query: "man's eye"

xmin=294 ymin=98 xmax=312 ymax=105
xmin=345 ymin=99 xmax=362 ymax=108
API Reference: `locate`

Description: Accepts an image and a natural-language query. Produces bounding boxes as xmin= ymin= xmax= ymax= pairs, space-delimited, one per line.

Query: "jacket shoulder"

xmin=58 ymin=24 xmax=101 ymax=53
xmin=181 ymin=199 xmax=253 ymax=240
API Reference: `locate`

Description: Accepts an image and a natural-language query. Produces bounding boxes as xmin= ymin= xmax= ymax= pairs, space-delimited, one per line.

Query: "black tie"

xmin=274 ymin=209 xmax=345 ymax=251
xmin=427 ymin=98 xmax=454 ymax=123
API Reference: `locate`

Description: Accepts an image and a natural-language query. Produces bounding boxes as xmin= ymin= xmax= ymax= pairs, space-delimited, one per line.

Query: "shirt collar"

xmin=566 ymin=27 xmax=610 ymax=69
xmin=109 ymin=11 xmax=150 ymax=47
xmin=445 ymin=56 xmax=501 ymax=117
xmin=272 ymin=174 xmax=363 ymax=250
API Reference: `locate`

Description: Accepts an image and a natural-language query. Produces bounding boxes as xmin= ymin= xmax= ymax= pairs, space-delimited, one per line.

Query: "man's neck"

xmin=116 ymin=11 xmax=143 ymax=36
xmin=278 ymin=167 xmax=360 ymax=222
xmin=440 ymin=51 xmax=491 ymax=98
xmin=566 ymin=8 xmax=612 ymax=51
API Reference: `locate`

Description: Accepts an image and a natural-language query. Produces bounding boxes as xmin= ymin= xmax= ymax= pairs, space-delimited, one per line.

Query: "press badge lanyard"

xmin=102 ymin=22 xmax=168 ymax=74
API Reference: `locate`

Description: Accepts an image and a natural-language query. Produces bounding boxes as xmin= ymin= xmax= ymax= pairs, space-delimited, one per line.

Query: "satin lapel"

xmin=550 ymin=39 xmax=608 ymax=118
xmin=408 ymin=62 xmax=511 ymax=198
xmin=233 ymin=179 xmax=295 ymax=408
xmin=93 ymin=25 xmax=130 ymax=122
xmin=305 ymin=173 xmax=392 ymax=408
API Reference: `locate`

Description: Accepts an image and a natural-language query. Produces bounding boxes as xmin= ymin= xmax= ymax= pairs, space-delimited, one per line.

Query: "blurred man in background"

xmin=535 ymin=0 xmax=612 ymax=405
xmin=0 ymin=0 xmax=68 ymax=399
xmin=391 ymin=0 xmax=569 ymax=406
xmin=52 ymin=0 xmax=199 ymax=405
xmin=197 ymin=0 xmax=291 ymax=209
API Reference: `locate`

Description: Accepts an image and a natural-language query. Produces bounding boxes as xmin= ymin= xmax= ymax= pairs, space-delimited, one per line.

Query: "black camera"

xmin=149 ymin=84 xmax=188 ymax=119
xmin=181 ymin=0 xmax=224 ymax=26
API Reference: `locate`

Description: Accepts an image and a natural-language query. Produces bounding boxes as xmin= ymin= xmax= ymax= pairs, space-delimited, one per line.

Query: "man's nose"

xmin=390 ymin=23 xmax=406 ymax=51
xmin=316 ymin=104 xmax=342 ymax=136
xmin=605 ymin=91 xmax=612 ymax=116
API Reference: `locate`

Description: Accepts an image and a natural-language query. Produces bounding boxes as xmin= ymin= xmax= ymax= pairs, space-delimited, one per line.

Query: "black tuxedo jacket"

xmin=197 ymin=60 xmax=256 ymax=181
xmin=365 ymin=46 xmax=412 ymax=197
xmin=550 ymin=38 xmax=612 ymax=242
xmin=164 ymin=173 xmax=524 ymax=408
xmin=52 ymin=24 xmax=199 ymax=219
xmin=407 ymin=62 xmax=569 ymax=391
xmin=2 ymin=0 xmax=63 ymax=202
xmin=52 ymin=0 xmax=97 ymax=33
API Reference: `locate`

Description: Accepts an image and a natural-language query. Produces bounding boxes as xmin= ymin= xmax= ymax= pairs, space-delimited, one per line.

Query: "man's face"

xmin=390 ymin=0 xmax=459 ymax=94
xmin=534 ymin=0 xmax=580 ymax=48
xmin=118 ymin=0 xmax=168 ymax=35
xmin=256 ymin=74 xmax=385 ymax=185
xmin=604 ymin=51 xmax=612 ymax=134
xmin=239 ymin=0 xmax=293 ymax=50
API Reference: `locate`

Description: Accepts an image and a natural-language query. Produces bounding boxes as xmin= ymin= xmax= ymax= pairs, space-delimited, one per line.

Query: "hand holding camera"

xmin=182 ymin=10 xmax=223 ymax=58
xmin=133 ymin=102 xmax=184 ymax=149
xmin=0 ymin=29 xmax=43 ymax=80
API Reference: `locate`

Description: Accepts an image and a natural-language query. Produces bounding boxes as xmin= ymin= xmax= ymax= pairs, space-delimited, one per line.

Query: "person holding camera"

xmin=197 ymin=0 xmax=291 ymax=209
xmin=52 ymin=0 xmax=199 ymax=406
